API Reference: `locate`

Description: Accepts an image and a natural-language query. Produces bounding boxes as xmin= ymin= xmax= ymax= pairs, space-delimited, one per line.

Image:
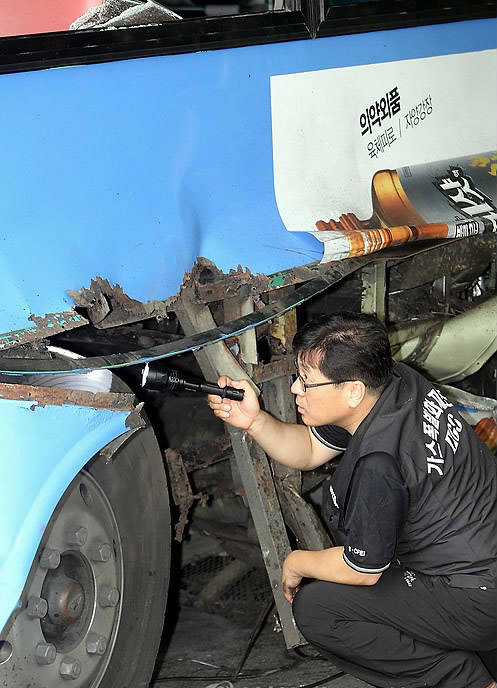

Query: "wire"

xmin=231 ymin=596 xmax=275 ymax=679
xmin=299 ymin=673 xmax=346 ymax=688
xmin=152 ymin=648 xmax=345 ymax=685
xmin=153 ymin=658 xmax=301 ymax=682
xmin=152 ymin=669 xmax=345 ymax=686
xmin=152 ymin=597 xmax=330 ymax=686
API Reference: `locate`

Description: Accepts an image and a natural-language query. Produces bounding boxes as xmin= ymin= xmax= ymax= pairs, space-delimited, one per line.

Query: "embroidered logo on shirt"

xmin=348 ymin=545 xmax=366 ymax=557
xmin=403 ymin=570 xmax=417 ymax=587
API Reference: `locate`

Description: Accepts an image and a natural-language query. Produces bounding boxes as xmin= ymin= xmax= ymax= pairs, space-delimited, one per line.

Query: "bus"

xmin=0 ymin=1 xmax=495 ymax=686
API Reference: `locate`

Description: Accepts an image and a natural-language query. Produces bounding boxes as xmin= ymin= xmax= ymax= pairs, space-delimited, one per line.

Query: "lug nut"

xmin=40 ymin=547 xmax=61 ymax=570
xmin=98 ymin=585 xmax=120 ymax=608
xmin=86 ymin=632 xmax=108 ymax=655
xmin=60 ymin=656 xmax=82 ymax=680
xmin=65 ymin=526 xmax=88 ymax=547
xmin=27 ymin=596 xmax=48 ymax=619
xmin=35 ymin=642 xmax=57 ymax=665
xmin=90 ymin=542 xmax=112 ymax=563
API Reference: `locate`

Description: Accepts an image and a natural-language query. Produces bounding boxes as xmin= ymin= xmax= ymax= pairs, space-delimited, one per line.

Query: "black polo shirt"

xmin=312 ymin=424 xmax=409 ymax=574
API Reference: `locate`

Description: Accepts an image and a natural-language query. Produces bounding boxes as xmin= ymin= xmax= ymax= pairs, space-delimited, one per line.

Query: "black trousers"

xmin=292 ymin=568 xmax=497 ymax=688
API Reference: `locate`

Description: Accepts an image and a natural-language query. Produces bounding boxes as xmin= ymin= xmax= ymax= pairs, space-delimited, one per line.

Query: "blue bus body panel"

xmin=0 ymin=18 xmax=495 ymax=633
xmin=0 ymin=19 xmax=494 ymax=333
xmin=0 ymin=401 xmax=130 ymax=632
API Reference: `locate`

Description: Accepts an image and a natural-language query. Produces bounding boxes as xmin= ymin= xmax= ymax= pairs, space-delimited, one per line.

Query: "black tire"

xmin=0 ymin=426 xmax=170 ymax=688
xmin=87 ymin=427 xmax=170 ymax=688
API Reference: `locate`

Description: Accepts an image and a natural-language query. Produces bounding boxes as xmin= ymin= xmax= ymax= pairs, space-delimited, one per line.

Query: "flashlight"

xmin=141 ymin=363 xmax=244 ymax=401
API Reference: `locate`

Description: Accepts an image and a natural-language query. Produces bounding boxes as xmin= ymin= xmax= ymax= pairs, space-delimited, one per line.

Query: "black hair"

xmin=293 ymin=311 xmax=393 ymax=392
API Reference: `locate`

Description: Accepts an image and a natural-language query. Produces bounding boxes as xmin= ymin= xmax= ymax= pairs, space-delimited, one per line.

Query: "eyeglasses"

xmin=294 ymin=360 xmax=341 ymax=393
xmin=294 ymin=375 xmax=340 ymax=393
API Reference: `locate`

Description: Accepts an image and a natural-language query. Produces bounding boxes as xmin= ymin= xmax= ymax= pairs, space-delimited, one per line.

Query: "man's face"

xmin=290 ymin=357 xmax=350 ymax=428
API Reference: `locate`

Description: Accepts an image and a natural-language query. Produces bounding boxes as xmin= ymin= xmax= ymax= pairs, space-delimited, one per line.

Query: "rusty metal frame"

xmin=174 ymin=290 xmax=306 ymax=648
xmin=0 ymin=381 xmax=137 ymax=412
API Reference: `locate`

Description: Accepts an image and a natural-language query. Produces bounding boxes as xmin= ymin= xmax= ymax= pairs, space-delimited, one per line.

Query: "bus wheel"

xmin=0 ymin=427 xmax=170 ymax=688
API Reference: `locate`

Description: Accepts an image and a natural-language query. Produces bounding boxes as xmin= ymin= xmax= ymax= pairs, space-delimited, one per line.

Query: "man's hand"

xmin=282 ymin=548 xmax=382 ymax=596
xmin=208 ymin=376 xmax=261 ymax=432
xmin=282 ymin=551 xmax=304 ymax=603
xmin=208 ymin=376 xmax=339 ymax=472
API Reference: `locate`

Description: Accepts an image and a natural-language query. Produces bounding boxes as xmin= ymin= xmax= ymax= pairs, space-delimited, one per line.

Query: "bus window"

xmin=317 ymin=0 xmax=495 ymax=39
xmin=0 ymin=0 xmax=291 ymax=38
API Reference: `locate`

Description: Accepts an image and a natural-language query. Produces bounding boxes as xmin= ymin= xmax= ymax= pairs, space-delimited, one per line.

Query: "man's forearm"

xmin=288 ymin=547 xmax=381 ymax=586
xmin=247 ymin=410 xmax=316 ymax=470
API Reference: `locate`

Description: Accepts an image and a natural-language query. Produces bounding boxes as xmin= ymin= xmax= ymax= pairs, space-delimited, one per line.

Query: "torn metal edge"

xmin=0 ymin=311 xmax=89 ymax=351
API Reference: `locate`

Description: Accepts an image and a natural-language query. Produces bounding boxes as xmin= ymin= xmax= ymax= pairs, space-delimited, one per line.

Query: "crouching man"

xmin=208 ymin=311 xmax=496 ymax=688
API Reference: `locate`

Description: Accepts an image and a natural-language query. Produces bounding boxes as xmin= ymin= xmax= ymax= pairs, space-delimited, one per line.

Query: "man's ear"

xmin=346 ymin=380 xmax=367 ymax=408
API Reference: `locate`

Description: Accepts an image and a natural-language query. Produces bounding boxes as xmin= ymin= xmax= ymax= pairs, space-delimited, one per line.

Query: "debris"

xmin=474 ymin=417 xmax=497 ymax=453
xmin=164 ymin=448 xmax=209 ymax=541
xmin=191 ymin=659 xmax=221 ymax=669
xmin=67 ymin=277 xmax=157 ymax=329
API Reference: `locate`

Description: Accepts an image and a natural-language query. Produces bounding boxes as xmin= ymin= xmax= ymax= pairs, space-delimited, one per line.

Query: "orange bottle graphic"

xmin=317 ymin=152 xmax=497 ymax=234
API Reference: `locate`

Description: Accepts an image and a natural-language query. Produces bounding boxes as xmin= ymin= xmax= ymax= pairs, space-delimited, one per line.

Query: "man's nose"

xmin=290 ymin=378 xmax=300 ymax=395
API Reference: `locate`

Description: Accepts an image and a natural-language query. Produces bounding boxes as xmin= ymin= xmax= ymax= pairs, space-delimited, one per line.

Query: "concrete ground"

xmin=152 ymin=605 xmax=373 ymax=688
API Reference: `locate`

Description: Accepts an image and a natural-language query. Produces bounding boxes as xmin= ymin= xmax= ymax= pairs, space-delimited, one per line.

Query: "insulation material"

xmin=70 ymin=0 xmax=181 ymax=29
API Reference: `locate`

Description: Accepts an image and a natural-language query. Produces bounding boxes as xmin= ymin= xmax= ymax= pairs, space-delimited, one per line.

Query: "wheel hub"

xmin=40 ymin=550 xmax=96 ymax=656
xmin=44 ymin=571 xmax=85 ymax=625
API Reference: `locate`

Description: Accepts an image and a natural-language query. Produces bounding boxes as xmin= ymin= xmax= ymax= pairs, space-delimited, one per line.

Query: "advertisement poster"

xmin=270 ymin=49 xmax=497 ymax=260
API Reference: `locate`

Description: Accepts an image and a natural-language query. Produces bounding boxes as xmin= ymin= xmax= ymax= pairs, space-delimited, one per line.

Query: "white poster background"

xmin=270 ymin=50 xmax=497 ymax=232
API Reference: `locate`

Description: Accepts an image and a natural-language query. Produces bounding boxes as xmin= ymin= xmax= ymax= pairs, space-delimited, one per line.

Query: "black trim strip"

xmin=311 ymin=426 xmax=348 ymax=452
xmin=317 ymin=0 xmax=496 ymax=38
xmin=343 ymin=552 xmax=391 ymax=574
xmin=0 ymin=0 xmax=493 ymax=75
xmin=0 ymin=11 xmax=310 ymax=75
